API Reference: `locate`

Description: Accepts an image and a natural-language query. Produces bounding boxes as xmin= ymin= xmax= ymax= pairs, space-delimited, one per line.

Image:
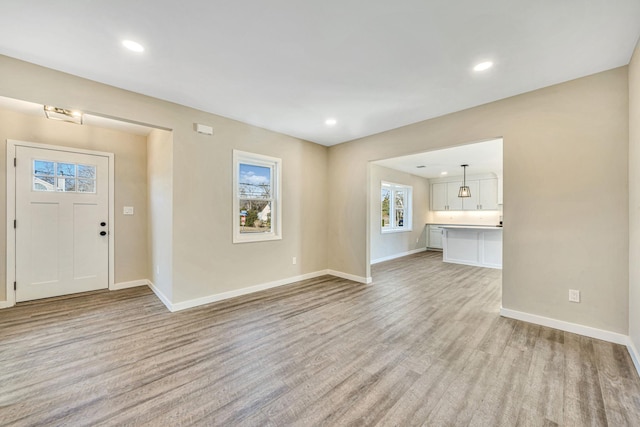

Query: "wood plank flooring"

xmin=1 ymin=251 xmax=639 ymax=426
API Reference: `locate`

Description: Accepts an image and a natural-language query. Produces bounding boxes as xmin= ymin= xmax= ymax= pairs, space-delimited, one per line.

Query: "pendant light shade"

xmin=458 ymin=164 xmax=471 ymax=198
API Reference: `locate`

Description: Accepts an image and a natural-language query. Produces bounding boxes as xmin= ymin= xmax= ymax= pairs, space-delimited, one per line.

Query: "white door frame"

xmin=5 ymin=139 xmax=115 ymax=307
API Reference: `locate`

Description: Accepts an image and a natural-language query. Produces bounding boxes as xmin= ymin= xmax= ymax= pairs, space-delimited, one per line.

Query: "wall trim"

xmin=147 ymin=280 xmax=174 ymax=312
xmin=500 ymin=307 xmax=629 ymax=345
xmin=167 ymin=270 xmax=332 ymax=312
xmin=111 ymin=279 xmax=149 ymax=291
xmin=0 ymin=300 xmax=14 ymax=309
xmin=149 ymin=269 xmax=372 ymax=313
xmin=628 ymin=340 xmax=640 ymax=378
xmin=327 ymin=269 xmax=373 ymax=284
xmin=371 ymin=248 xmax=426 ymax=264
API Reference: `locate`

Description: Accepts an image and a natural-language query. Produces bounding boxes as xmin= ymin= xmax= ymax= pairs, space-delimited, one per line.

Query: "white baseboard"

xmin=327 ymin=269 xmax=372 ymax=284
xmin=0 ymin=300 xmax=14 ymax=309
xmin=170 ymin=270 xmax=331 ymax=312
xmin=629 ymin=340 xmax=640 ymax=378
xmin=500 ymin=307 xmax=629 ymax=346
xmin=147 ymin=280 xmax=174 ymax=312
xmin=111 ymin=279 xmax=149 ymax=291
xmin=371 ymin=248 xmax=426 ymax=264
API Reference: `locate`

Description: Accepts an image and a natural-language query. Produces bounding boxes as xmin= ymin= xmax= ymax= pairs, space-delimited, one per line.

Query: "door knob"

xmin=100 ymin=222 xmax=106 ymax=226
xmin=100 ymin=231 xmax=107 ymax=236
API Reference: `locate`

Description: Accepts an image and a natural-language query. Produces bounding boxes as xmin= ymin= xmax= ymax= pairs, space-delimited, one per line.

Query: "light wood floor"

xmin=1 ymin=251 xmax=639 ymax=426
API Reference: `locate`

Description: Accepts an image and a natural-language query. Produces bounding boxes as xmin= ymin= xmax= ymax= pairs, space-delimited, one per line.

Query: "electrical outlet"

xmin=123 ymin=206 xmax=134 ymax=215
xmin=569 ymin=289 xmax=580 ymax=303
xmin=292 ymin=257 xmax=297 ymax=265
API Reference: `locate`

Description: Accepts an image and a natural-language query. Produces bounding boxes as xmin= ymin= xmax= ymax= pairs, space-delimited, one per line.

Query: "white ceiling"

xmin=374 ymin=138 xmax=503 ymax=179
xmin=0 ymin=1 xmax=639 ymax=146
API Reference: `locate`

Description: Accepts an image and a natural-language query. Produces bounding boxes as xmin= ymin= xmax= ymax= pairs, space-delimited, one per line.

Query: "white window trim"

xmin=381 ymin=181 xmax=413 ymax=233
xmin=233 ymin=150 xmax=282 ymax=243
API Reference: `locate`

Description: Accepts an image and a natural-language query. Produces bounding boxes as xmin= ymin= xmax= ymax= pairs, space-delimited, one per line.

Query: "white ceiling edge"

xmin=373 ymin=138 xmax=503 ymax=179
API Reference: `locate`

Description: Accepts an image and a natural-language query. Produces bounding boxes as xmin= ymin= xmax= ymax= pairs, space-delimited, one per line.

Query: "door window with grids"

xmin=33 ymin=160 xmax=96 ymax=193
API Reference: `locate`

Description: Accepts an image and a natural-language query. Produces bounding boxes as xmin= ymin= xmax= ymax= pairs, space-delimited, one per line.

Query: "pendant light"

xmin=458 ymin=164 xmax=471 ymax=198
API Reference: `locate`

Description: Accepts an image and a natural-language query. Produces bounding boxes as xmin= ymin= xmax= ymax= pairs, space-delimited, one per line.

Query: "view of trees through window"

xmin=238 ymin=163 xmax=272 ymax=234
xmin=381 ymin=182 xmax=411 ymax=231
xmin=33 ymin=160 xmax=96 ymax=193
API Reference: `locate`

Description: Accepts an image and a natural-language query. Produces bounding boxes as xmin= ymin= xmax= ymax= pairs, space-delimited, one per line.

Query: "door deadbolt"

xmin=100 ymin=231 xmax=107 ymax=236
xmin=100 ymin=222 xmax=106 ymax=226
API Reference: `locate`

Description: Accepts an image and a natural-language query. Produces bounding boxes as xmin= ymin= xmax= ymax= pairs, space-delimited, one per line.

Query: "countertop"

xmin=426 ymin=223 xmax=502 ymax=228
xmin=438 ymin=225 xmax=502 ymax=230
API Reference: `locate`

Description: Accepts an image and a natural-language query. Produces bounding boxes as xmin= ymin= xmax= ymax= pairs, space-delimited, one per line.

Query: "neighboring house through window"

xmin=233 ymin=150 xmax=282 ymax=243
xmin=381 ymin=181 xmax=412 ymax=232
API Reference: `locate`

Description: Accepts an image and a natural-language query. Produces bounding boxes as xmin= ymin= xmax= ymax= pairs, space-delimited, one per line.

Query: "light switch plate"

xmin=569 ymin=289 xmax=580 ymax=303
xmin=123 ymin=206 xmax=134 ymax=215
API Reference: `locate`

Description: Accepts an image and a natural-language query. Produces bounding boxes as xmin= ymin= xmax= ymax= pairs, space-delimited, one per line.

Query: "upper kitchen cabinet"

xmin=430 ymin=175 xmax=500 ymax=211
xmin=478 ymin=178 xmax=499 ymax=210
xmin=431 ymin=181 xmax=463 ymax=211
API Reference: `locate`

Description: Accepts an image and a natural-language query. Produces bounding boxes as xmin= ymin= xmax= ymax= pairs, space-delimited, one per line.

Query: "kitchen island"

xmin=441 ymin=225 xmax=502 ymax=269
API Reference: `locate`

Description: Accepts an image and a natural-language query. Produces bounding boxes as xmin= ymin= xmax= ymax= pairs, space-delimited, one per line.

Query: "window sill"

xmin=233 ymin=233 xmax=282 ymax=244
xmin=381 ymin=228 xmax=413 ymax=234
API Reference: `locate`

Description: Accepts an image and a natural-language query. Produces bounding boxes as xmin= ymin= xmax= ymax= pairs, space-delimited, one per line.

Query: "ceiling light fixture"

xmin=325 ymin=118 xmax=337 ymax=126
xmin=440 ymin=171 xmax=448 ymax=175
xmin=458 ymin=164 xmax=471 ymax=198
xmin=473 ymin=61 xmax=493 ymax=72
xmin=43 ymin=105 xmax=83 ymax=125
xmin=122 ymin=40 xmax=144 ymax=52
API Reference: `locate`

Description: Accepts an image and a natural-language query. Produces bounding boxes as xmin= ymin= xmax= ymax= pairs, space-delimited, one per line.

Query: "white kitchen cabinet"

xmin=431 ymin=182 xmax=448 ymax=211
xmin=428 ymin=225 xmax=443 ymax=249
xmin=442 ymin=226 xmax=502 ymax=269
xmin=478 ymin=178 xmax=499 ymax=210
xmin=430 ymin=178 xmax=499 ymax=211
xmin=431 ymin=181 xmax=462 ymax=211
xmin=446 ymin=181 xmax=463 ymax=210
xmin=462 ymin=180 xmax=479 ymax=211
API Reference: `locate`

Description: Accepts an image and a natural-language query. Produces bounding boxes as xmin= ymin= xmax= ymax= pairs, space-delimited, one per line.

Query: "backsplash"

xmin=427 ymin=209 xmax=502 ymax=226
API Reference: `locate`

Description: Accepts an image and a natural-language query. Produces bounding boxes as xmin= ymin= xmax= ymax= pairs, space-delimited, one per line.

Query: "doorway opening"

xmin=2 ymin=95 xmax=173 ymax=307
xmin=367 ymin=138 xmax=503 ymax=279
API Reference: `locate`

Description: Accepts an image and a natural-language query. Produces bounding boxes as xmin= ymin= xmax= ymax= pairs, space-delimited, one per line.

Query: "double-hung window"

xmin=233 ymin=150 xmax=282 ymax=243
xmin=381 ymin=181 xmax=412 ymax=232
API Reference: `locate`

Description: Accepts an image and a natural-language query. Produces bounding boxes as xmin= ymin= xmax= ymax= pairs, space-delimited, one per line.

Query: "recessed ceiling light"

xmin=122 ymin=40 xmax=144 ymax=53
xmin=473 ymin=61 xmax=493 ymax=72
xmin=441 ymin=171 xmax=448 ymax=175
xmin=325 ymin=118 xmax=337 ymax=126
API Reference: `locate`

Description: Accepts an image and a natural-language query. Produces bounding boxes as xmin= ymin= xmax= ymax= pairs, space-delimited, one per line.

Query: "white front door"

xmin=15 ymin=145 xmax=110 ymax=302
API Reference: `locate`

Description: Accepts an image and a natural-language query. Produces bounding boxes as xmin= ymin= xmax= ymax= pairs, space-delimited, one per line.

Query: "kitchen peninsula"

xmin=441 ymin=225 xmax=502 ymax=269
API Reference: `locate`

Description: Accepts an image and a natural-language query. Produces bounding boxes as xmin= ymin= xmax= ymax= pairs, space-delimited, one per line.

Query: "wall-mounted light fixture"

xmin=458 ymin=164 xmax=471 ymax=198
xmin=44 ymin=105 xmax=83 ymax=125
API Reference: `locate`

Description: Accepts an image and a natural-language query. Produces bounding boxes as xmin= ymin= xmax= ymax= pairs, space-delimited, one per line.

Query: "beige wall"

xmin=329 ymin=67 xmax=630 ymax=334
xmin=0 ymin=108 xmax=149 ymax=300
xmin=629 ymin=39 xmax=640 ymax=352
xmin=147 ymin=129 xmax=174 ymax=299
xmin=0 ymin=55 xmax=328 ymax=306
xmin=370 ymin=165 xmax=429 ymax=263
xmin=170 ymin=125 xmax=328 ymax=303
xmin=0 ymin=54 xmax=632 ymax=339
